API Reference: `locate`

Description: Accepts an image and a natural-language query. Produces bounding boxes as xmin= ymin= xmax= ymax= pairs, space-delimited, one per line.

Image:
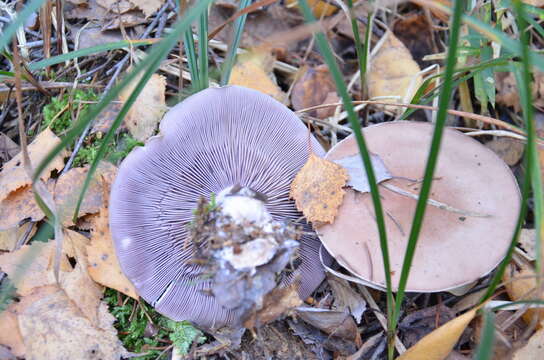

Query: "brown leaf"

xmin=54 ymin=162 xmax=118 ymax=226
xmin=327 ymin=275 xmax=366 ymax=323
xmin=120 ymin=72 xmax=166 ymax=141
xmin=393 ymin=13 xmax=434 ymax=68
xmin=486 ymin=137 xmax=524 ymax=166
xmin=368 ymin=31 xmax=422 ymax=113
xmin=0 ymin=222 xmax=36 ymax=251
xmin=290 ymin=153 xmax=348 ymax=224
xmin=88 ymin=206 xmax=138 ymax=299
xmin=228 ymin=51 xmax=286 ymax=103
xmin=0 ymin=302 xmax=25 ymax=357
xmin=397 ymin=307 xmax=478 ymax=360
xmin=0 ymin=132 xmax=19 ymax=162
xmin=60 ymin=230 xmax=104 ymax=325
xmin=244 ymin=284 xmax=302 ymax=328
xmin=0 ymin=240 xmax=68 ymax=295
xmin=285 ymin=0 xmax=338 ymax=17
xmin=504 ymin=263 xmax=544 ymax=327
xmin=16 ymin=285 xmax=126 ymax=360
xmin=291 ymin=65 xmax=339 ymax=118
xmin=295 ymin=307 xmax=359 ymax=341
xmin=513 ymin=326 xmax=544 ymax=360
xmin=129 ymin=0 xmax=165 ymax=17
xmin=97 ymin=0 xmax=135 ymax=13
xmin=497 ymin=70 xmax=544 ymax=112
xmin=0 ymin=128 xmax=66 ymax=201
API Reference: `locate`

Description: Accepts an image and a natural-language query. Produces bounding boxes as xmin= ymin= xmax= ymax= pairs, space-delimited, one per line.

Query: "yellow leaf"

xmin=0 ymin=128 xmax=67 ymax=201
xmin=397 ymin=307 xmax=478 ymax=360
xmin=228 ymin=51 xmax=286 ymax=103
xmin=120 ymin=72 xmax=167 ymax=142
xmin=368 ymin=31 xmax=422 ymax=113
xmin=87 ymin=206 xmax=138 ymax=299
xmin=286 ymin=0 xmax=338 ymax=17
xmin=290 ymin=153 xmax=348 ymax=224
xmin=503 ymin=263 xmax=544 ymax=327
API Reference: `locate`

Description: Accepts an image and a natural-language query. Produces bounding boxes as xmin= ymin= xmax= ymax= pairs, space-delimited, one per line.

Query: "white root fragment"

xmin=381 ymin=183 xmax=491 ymax=218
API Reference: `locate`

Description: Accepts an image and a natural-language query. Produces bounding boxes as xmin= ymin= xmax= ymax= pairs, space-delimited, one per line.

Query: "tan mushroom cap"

xmin=317 ymin=121 xmax=521 ymax=292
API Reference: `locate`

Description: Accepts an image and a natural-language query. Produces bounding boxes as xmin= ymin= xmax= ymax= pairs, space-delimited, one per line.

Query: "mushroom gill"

xmin=109 ymin=86 xmax=331 ymax=329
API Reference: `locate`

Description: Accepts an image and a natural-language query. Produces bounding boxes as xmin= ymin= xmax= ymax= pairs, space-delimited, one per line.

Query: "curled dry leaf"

xmin=54 ymin=162 xmax=118 ymax=226
xmin=503 ymin=263 xmax=544 ymax=327
xmin=327 ymin=274 xmax=366 ymax=324
xmin=397 ymin=307 xmax=478 ymax=360
xmin=291 ymin=65 xmax=340 ymax=118
xmin=368 ymin=31 xmax=422 ymax=113
xmin=512 ymin=326 xmax=544 ymax=360
xmin=0 ymin=302 xmax=25 ymax=358
xmin=0 ymin=184 xmax=50 ymax=230
xmin=290 ymin=153 xmax=348 ymax=224
xmin=120 ymin=72 xmax=167 ymax=142
xmin=16 ymin=285 xmax=126 ymax=360
xmin=332 ymin=153 xmax=392 ymax=194
xmin=295 ymin=307 xmax=360 ymax=341
xmin=0 ymin=128 xmax=66 ymax=201
xmin=0 ymin=222 xmax=36 ymax=251
xmin=228 ymin=51 xmax=286 ymax=103
xmin=87 ymin=206 xmax=138 ymax=299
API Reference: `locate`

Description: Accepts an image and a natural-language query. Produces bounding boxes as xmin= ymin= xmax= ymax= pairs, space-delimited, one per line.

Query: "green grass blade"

xmin=198 ymin=8 xmax=209 ymax=90
xmin=72 ymin=0 xmax=214 ymax=220
xmin=346 ymin=0 xmax=372 ymax=99
xmin=391 ymin=0 xmax=465 ymax=347
xmin=220 ymin=0 xmax=252 ymax=86
xmin=32 ymin=0 xmax=213 ymax=185
xmin=28 ymin=40 xmax=156 ymax=71
xmin=297 ymin=0 xmax=394 ymax=349
xmin=474 ymin=310 xmax=496 ymax=360
xmin=184 ymin=29 xmax=200 ymax=90
xmin=0 ymin=0 xmax=45 ymax=51
xmin=480 ymin=0 xmax=543 ymax=302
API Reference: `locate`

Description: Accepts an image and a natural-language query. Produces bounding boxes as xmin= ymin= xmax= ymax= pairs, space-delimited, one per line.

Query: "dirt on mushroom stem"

xmin=187 ymin=185 xmax=303 ymax=329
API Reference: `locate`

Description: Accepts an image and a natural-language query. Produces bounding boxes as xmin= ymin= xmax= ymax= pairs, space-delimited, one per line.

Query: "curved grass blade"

xmin=474 ymin=310 xmax=496 ymax=360
xmin=28 ymin=39 xmax=156 ymax=71
xmin=297 ymin=0 xmax=394 ymax=350
xmin=32 ymin=0 xmax=213 ymax=187
xmin=198 ymin=8 xmax=209 ymax=90
xmin=184 ymin=30 xmax=199 ymax=90
xmin=480 ymin=0 xmax=542 ymax=302
xmin=0 ymin=0 xmax=45 ymax=51
xmin=220 ymin=0 xmax=252 ymax=85
xmin=390 ymin=1 xmax=465 ymax=357
xmin=71 ymin=0 xmax=215 ymax=222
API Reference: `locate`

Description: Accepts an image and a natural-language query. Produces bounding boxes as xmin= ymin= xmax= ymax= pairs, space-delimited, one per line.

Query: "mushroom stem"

xmin=381 ymin=182 xmax=491 ymax=218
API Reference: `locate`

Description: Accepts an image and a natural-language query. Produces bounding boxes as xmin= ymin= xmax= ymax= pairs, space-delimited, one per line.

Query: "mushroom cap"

xmin=318 ymin=121 xmax=520 ymax=292
xmin=109 ymin=86 xmax=331 ymax=328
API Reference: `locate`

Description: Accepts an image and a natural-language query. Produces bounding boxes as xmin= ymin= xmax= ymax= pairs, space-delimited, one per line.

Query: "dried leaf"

xmin=54 ymin=162 xmax=118 ymax=226
xmin=332 ymin=153 xmax=392 ymax=194
xmin=97 ymin=0 xmax=135 ymax=13
xmin=0 ymin=182 xmax=56 ymax=230
xmin=503 ymin=263 xmax=544 ymax=327
xmin=497 ymin=70 xmax=544 ymax=112
xmin=486 ymin=137 xmax=524 ymax=166
xmin=392 ymin=13 xmax=434 ymax=67
xmin=16 ymin=285 xmax=126 ymax=360
xmin=129 ymin=0 xmax=165 ymax=17
xmin=65 ymin=0 xmax=108 ymax=20
xmin=0 ymin=240 xmax=68 ymax=295
xmin=512 ymin=326 xmax=544 ymax=359
xmin=0 ymin=302 xmax=25 ymax=357
xmin=88 ymin=206 xmax=138 ymax=299
xmin=397 ymin=307 xmax=478 ymax=360
xmin=286 ymin=0 xmax=338 ymax=17
xmin=400 ymin=305 xmax=457 ymax=348
xmin=0 ymin=132 xmax=19 ymax=162
xmin=228 ymin=51 xmax=286 ymax=103
xmin=0 ymin=128 xmax=66 ymax=201
xmin=0 ymin=222 xmax=36 ymax=251
xmin=327 ymin=275 xmax=366 ymax=324
xmin=290 ymin=153 xmax=348 ymax=224
xmin=120 ymin=72 xmax=166 ymax=141
xmin=518 ymin=229 xmax=537 ymax=261
xmin=291 ymin=65 xmax=339 ymax=118
xmin=368 ymin=31 xmax=422 ymax=113
xmin=244 ymin=284 xmax=302 ymax=328
xmin=295 ymin=307 xmax=359 ymax=341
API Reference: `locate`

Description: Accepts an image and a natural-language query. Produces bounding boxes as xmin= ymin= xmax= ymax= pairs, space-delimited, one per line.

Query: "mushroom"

xmin=317 ymin=121 xmax=520 ymax=292
xmin=109 ymin=86 xmax=331 ymax=329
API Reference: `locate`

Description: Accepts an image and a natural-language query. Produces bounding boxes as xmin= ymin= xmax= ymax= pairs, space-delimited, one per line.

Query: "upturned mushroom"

xmin=318 ymin=121 xmax=520 ymax=292
xmin=109 ymin=86 xmax=331 ymax=329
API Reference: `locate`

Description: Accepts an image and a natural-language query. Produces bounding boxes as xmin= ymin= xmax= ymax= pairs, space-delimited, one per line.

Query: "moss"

xmin=104 ymin=289 xmax=205 ymax=359
xmin=42 ymin=89 xmax=98 ymax=135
